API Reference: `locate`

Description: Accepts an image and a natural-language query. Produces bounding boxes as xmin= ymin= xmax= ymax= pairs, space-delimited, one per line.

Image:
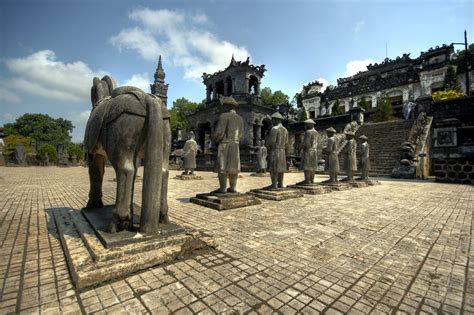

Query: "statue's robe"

xmin=344 ymin=139 xmax=357 ymax=172
xmin=213 ymin=110 xmax=244 ymax=174
xmin=182 ymin=139 xmax=197 ymax=170
xmin=267 ymin=124 xmax=288 ymax=173
xmin=326 ymin=136 xmax=339 ymax=173
xmin=256 ymin=145 xmax=267 ymax=170
xmin=301 ymin=129 xmax=319 ymax=171
xmin=360 ymin=142 xmax=370 ymax=175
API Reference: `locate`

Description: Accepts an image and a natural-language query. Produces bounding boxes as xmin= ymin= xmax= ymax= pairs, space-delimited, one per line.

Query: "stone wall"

xmin=433 ymin=158 xmax=474 ymax=185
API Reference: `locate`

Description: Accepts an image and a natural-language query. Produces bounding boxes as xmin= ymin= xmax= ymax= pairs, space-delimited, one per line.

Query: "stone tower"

xmin=150 ymin=56 xmax=169 ymax=106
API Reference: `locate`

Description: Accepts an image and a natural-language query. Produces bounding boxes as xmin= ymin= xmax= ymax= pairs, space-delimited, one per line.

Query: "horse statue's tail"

xmin=139 ymin=95 xmax=164 ymax=234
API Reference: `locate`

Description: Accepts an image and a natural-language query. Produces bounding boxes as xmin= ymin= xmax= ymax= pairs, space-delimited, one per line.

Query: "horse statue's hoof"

xmin=109 ymin=213 xmax=130 ymax=233
xmin=85 ymin=198 xmax=104 ymax=209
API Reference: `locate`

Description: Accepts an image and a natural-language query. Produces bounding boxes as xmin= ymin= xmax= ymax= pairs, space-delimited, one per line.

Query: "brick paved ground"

xmin=0 ymin=166 xmax=472 ymax=314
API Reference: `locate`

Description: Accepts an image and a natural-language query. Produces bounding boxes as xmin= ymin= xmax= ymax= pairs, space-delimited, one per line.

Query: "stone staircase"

xmin=355 ymin=119 xmax=414 ymax=177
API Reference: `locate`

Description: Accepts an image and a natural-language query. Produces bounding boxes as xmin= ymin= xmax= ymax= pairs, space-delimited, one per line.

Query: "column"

xmin=206 ymin=86 xmax=211 ymax=102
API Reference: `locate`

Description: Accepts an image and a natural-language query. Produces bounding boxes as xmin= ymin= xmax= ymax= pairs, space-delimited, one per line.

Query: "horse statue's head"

xmin=91 ymin=75 xmax=117 ymax=107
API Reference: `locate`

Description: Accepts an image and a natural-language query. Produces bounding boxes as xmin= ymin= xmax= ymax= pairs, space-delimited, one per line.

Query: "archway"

xmin=249 ymin=75 xmax=259 ymax=95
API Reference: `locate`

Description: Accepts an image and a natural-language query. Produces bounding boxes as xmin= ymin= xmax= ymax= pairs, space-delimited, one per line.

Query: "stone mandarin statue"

xmin=84 ymin=75 xmax=171 ymax=233
xmin=256 ymin=139 xmax=267 ymax=173
xmin=182 ymin=131 xmax=198 ymax=175
xmin=212 ymin=96 xmax=244 ymax=193
xmin=299 ymin=119 xmax=319 ymax=184
xmin=343 ymin=132 xmax=357 ymax=182
xmin=266 ymin=112 xmax=289 ymax=189
xmin=323 ymin=127 xmax=339 ymax=183
xmin=359 ymin=135 xmax=370 ymax=180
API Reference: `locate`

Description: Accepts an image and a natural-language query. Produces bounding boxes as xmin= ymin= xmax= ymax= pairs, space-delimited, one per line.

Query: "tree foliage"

xmin=3 ymin=114 xmax=74 ymax=143
xmin=37 ymin=144 xmax=58 ymax=162
xmin=432 ymin=89 xmax=466 ymax=101
xmin=358 ymin=98 xmax=370 ymax=111
xmin=67 ymin=144 xmax=84 ymax=160
xmin=443 ymin=65 xmax=461 ymax=91
xmin=4 ymin=135 xmax=32 ymax=156
xmin=331 ymin=99 xmax=345 ymax=116
xmin=299 ymin=109 xmax=308 ymax=121
xmin=454 ymin=43 xmax=474 ymax=60
xmin=169 ymin=97 xmax=200 ymax=136
xmin=260 ymin=87 xmax=290 ymax=105
xmin=373 ymin=96 xmax=393 ymax=122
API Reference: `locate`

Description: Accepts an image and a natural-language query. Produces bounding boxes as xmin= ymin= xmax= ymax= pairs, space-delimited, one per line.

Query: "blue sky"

xmin=1 ymin=0 xmax=472 ymax=142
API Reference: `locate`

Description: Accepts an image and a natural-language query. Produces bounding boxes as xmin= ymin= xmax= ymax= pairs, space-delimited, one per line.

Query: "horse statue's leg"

xmin=107 ymin=114 xmax=145 ymax=233
xmin=86 ymin=153 xmax=105 ymax=209
xmin=159 ymin=116 xmax=171 ymax=224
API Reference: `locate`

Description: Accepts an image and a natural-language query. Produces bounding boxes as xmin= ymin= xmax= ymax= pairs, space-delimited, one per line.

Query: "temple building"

xmin=300 ymin=44 xmax=473 ymax=118
xmin=187 ymin=57 xmax=278 ymax=152
xmin=150 ymin=56 xmax=169 ymax=106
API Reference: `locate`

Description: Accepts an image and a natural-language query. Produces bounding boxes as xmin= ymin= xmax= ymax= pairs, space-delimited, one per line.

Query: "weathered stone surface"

xmin=287 ymin=183 xmax=332 ymax=194
xmin=174 ymin=174 xmax=203 ymax=180
xmin=318 ymin=182 xmax=353 ymax=191
xmin=349 ymin=181 xmax=368 ymax=188
xmin=190 ymin=192 xmax=261 ymax=210
xmin=54 ymin=208 xmax=216 ymax=290
xmin=249 ymin=187 xmax=303 ymax=200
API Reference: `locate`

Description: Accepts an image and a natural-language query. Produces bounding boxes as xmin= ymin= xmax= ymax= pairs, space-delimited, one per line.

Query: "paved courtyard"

xmin=0 ymin=166 xmax=472 ymax=314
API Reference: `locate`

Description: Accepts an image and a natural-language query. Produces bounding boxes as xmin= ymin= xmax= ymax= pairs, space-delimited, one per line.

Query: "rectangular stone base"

xmin=53 ymin=208 xmax=216 ymax=290
xmin=82 ymin=205 xmax=185 ymax=249
xmin=363 ymin=179 xmax=381 ymax=186
xmin=190 ymin=192 xmax=261 ymax=210
xmin=174 ymin=174 xmax=203 ymax=180
xmin=287 ymin=183 xmax=332 ymax=195
xmin=349 ymin=181 xmax=369 ymax=188
xmin=249 ymin=188 xmax=304 ymax=201
xmin=318 ymin=182 xmax=353 ymax=191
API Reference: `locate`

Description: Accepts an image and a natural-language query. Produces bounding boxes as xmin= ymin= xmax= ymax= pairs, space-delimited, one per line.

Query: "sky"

xmin=1 ymin=0 xmax=473 ymax=142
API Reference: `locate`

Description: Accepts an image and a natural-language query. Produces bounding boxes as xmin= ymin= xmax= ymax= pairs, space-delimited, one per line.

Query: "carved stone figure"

xmin=212 ymin=96 xmax=244 ymax=193
xmin=182 ymin=131 xmax=198 ymax=175
xmin=323 ymin=127 xmax=339 ymax=183
xmin=267 ymin=112 xmax=288 ymax=189
xmin=43 ymin=152 xmax=49 ymax=166
xmin=343 ymin=132 xmax=357 ymax=181
xmin=84 ymin=75 xmax=171 ymax=234
xmin=256 ymin=140 xmax=267 ymax=173
xmin=14 ymin=144 xmax=26 ymax=165
xmin=359 ymin=135 xmax=370 ymax=180
xmin=299 ymin=119 xmax=319 ymax=184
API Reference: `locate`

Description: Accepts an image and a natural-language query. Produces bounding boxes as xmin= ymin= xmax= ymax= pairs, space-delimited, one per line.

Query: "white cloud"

xmin=343 ymin=59 xmax=376 ymax=77
xmin=316 ymin=77 xmax=331 ymax=91
xmin=3 ymin=50 xmax=106 ymax=103
xmin=123 ymin=73 xmax=151 ymax=92
xmin=110 ymin=8 xmax=251 ymax=80
xmin=0 ymin=86 xmax=21 ymax=103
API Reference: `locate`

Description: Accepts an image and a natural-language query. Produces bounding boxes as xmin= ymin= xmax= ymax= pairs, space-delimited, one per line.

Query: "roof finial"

xmin=158 ymin=55 xmax=163 ymax=70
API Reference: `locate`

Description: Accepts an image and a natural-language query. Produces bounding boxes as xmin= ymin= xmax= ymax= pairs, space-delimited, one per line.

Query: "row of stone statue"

xmin=181 ymin=97 xmax=371 ymax=190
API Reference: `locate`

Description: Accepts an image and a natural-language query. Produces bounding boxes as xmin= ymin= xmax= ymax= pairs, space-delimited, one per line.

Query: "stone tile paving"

xmin=0 ymin=167 xmax=472 ymax=314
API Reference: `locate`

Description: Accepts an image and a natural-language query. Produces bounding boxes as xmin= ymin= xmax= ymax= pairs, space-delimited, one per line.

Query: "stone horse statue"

xmin=84 ymin=75 xmax=171 ymax=234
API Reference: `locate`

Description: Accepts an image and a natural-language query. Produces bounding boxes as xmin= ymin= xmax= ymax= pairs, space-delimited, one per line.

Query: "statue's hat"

xmin=219 ymin=96 xmax=238 ymax=106
xmin=271 ymin=112 xmax=284 ymax=120
xmin=359 ymin=135 xmax=368 ymax=140
xmin=188 ymin=131 xmax=195 ymax=136
xmin=304 ymin=119 xmax=315 ymax=125
xmin=326 ymin=127 xmax=336 ymax=133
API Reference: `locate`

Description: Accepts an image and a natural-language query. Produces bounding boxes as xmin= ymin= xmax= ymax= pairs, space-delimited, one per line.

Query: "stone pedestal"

xmin=174 ymin=174 xmax=203 ymax=180
xmin=360 ymin=179 xmax=381 ymax=186
xmin=287 ymin=183 xmax=332 ymax=195
xmin=348 ymin=181 xmax=368 ymax=188
xmin=53 ymin=207 xmax=216 ymax=290
xmin=249 ymin=187 xmax=303 ymax=201
xmin=318 ymin=182 xmax=352 ymax=191
xmin=190 ymin=192 xmax=261 ymax=210
xmin=250 ymin=173 xmax=270 ymax=177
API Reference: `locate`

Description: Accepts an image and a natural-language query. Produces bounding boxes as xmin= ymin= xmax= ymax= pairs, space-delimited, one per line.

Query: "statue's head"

xmin=219 ymin=96 xmax=238 ymax=110
xmin=261 ymin=139 xmax=265 ymax=146
xmin=188 ymin=131 xmax=195 ymax=140
xmin=304 ymin=119 xmax=315 ymax=130
xmin=326 ymin=127 xmax=336 ymax=136
xmin=271 ymin=112 xmax=284 ymax=125
xmin=359 ymin=135 xmax=368 ymax=142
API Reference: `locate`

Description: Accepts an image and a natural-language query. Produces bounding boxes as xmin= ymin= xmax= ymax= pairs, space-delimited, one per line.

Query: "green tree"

xmin=169 ymin=97 xmax=199 ymax=137
xmin=454 ymin=43 xmax=474 ymax=60
xmin=299 ymin=109 xmax=308 ymax=121
xmin=260 ymin=87 xmax=273 ymax=105
xmin=67 ymin=144 xmax=84 ymax=160
xmin=443 ymin=65 xmax=461 ymax=91
xmin=331 ymin=99 xmax=345 ymax=116
xmin=37 ymin=144 xmax=58 ymax=162
xmin=373 ymin=96 xmax=393 ymax=122
xmin=358 ymin=98 xmax=370 ymax=111
xmin=3 ymin=114 xmax=74 ymax=143
xmin=4 ymin=135 xmax=31 ymax=157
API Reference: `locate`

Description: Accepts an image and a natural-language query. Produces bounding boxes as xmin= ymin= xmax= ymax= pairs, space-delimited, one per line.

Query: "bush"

xmin=4 ymin=135 xmax=31 ymax=157
xmin=331 ymin=99 xmax=345 ymax=116
xmin=67 ymin=144 xmax=83 ymax=160
xmin=37 ymin=144 xmax=58 ymax=162
xmin=432 ymin=89 xmax=466 ymax=101
xmin=373 ymin=96 xmax=393 ymax=122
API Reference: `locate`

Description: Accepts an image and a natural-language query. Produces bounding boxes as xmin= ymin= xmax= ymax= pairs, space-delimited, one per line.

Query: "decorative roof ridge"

xmin=202 ymin=56 xmax=266 ymax=81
